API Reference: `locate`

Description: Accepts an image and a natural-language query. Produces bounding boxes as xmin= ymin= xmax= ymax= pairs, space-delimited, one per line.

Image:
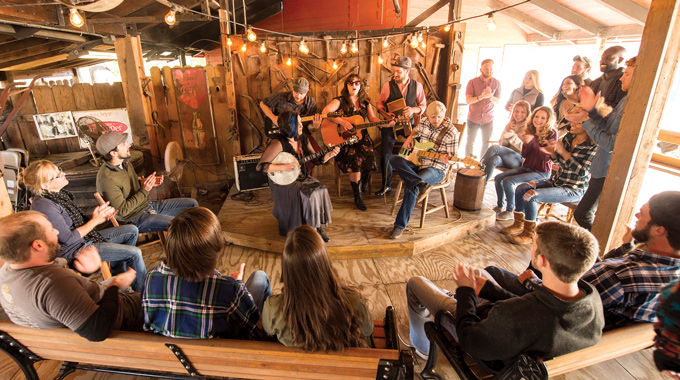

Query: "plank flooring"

xmin=0 ymin=180 xmax=661 ymax=380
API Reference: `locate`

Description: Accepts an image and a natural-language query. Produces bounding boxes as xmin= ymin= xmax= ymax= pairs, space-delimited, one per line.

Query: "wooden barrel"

xmin=453 ymin=168 xmax=486 ymax=211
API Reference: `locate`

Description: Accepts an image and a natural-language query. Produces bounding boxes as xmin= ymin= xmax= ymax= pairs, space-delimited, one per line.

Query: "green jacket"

xmin=96 ymin=160 xmax=149 ymax=223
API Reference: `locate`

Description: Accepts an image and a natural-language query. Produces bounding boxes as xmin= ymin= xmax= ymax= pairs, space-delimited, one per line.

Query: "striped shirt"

xmin=550 ymin=133 xmax=597 ymax=189
xmin=416 ymin=117 xmax=459 ymax=171
xmin=582 ymin=249 xmax=680 ymax=328
xmin=142 ymin=262 xmax=259 ymax=339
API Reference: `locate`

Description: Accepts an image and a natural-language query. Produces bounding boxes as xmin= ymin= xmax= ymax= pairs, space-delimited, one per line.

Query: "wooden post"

xmin=218 ymin=1 xmax=242 ymax=159
xmin=444 ymin=0 xmax=464 ymax=123
xmin=591 ymin=0 xmax=680 ymax=254
xmin=113 ymin=35 xmax=152 ymax=148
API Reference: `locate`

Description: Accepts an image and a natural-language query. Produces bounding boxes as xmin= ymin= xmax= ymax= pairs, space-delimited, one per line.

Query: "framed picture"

xmin=33 ymin=112 xmax=78 ymax=140
xmin=72 ymin=108 xmax=133 ymax=149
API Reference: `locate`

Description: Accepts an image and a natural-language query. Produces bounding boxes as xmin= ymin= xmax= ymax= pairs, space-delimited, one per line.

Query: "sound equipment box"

xmin=233 ymin=154 xmax=269 ymax=191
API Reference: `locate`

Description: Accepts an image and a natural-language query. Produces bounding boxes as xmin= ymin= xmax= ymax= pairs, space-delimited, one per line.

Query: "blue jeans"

xmin=465 ymin=120 xmax=494 ymax=159
xmin=391 ymin=156 xmax=444 ymax=229
xmin=132 ymin=197 xmax=199 ymax=233
xmin=97 ymin=225 xmax=145 ymax=291
xmin=378 ymin=127 xmax=407 ymax=189
xmin=515 ymin=180 xmax=585 ymax=221
xmin=407 ymin=276 xmax=459 ymax=354
xmin=494 ymin=168 xmax=550 ymax=210
xmin=481 ymin=145 xmax=522 ymax=182
xmin=245 ymin=270 xmax=271 ymax=313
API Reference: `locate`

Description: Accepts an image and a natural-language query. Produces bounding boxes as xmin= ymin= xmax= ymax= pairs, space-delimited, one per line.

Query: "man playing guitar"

xmin=389 ymin=101 xmax=459 ymax=239
xmin=260 ymin=77 xmax=323 ymax=136
xmin=375 ymin=56 xmax=427 ymax=196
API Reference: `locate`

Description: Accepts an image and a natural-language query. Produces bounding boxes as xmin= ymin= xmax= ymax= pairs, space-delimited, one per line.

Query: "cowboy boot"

xmin=351 ymin=181 xmax=367 ymax=211
xmin=360 ymin=170 xmax=372 ymax=193
xmin=509 ymin=220 xmax=537 ymax=245
xmin=501 ymin=211 xmax=525 ymax=236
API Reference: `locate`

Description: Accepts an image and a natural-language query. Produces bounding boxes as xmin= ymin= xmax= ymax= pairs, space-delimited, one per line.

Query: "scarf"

xmin=41 ymin=190 xmax=106 ymax=244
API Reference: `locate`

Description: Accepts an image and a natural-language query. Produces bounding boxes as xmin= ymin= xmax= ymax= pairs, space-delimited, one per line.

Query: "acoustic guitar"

xmin=264 ymin=112 xmax=342 ymax=138
xmin=320 ymin=115 xmax=410 ymax=147
xmin=398 ymin=141 xmax=484 ymax=169
xmin=267 ymin=136 xmax=360 ymax=186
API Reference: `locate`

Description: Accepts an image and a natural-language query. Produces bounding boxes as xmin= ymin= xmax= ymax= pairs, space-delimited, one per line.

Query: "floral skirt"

xmin=335 ymin=132 xmax=376 ymax=173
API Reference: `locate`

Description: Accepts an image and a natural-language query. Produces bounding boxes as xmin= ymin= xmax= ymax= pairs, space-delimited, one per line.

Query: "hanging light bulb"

xmin=332 ymin=60 xmax=338 ymax=69
xmin=487 ymin=14 xmax=496 ymax=31
xmin=350 ymin=40 xmax=358 ymax=54
xmin=378 ymin=55 xmax=383 ymax=64
xmin=241 ymin=43 xmax=247 ymax=52
xmin=286 ymin=56 xmax=292 ymax=66
xmin=299 ymin=38 xmax=309 ymax=54
xmin=340 ymin=41 xmax=347 ymax=54
xmin=444 ymin=24 xmax=451 ymax=32
xmin=164 ymin=8 xmax=176 ymax=26
xmin=247 ymin=27 xmax=257 ymax=42
xmin=417 ymin=32 xmax=424 ymax=42
xmin=421 ymin=40 xmax=426 ymax=48
xmin=382 ymin=38 xmax=389 ymax=48
xmin=260 ymin=41 xmax=267 ymax=53
xmin=69 ymin=8 xmax=85 ymax=28
xmin=409 ymin=35 xmax=418 ymax=49
xmin=226 ymin=35 xmax=233 ymax=46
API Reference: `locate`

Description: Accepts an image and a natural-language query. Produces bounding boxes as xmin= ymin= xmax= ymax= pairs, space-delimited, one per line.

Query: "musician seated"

xmin=388 ymin=101 xmax=459 ymax=239
xmin=256 ymin=110 xmax=339 ymax=242
xmin=260 ymin=77 xmax=322 ymax=134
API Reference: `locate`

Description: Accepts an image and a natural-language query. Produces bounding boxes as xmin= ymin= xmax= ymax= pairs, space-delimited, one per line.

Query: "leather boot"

xmin=351 ymin=181 xmax=367 ymax=211
xmin=501 ymin=211 xmax=525 ymax=236
xmin=509 ymin=220 xmax=537 ymax=245
xmin=360 ymin=170 xmax=371 ymax=193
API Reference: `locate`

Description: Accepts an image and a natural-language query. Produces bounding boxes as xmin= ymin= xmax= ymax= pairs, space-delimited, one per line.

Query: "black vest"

xmin=386 ymin=79 xmax=418 ymax=107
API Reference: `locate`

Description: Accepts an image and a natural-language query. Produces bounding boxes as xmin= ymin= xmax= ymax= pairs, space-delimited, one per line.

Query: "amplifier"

xmin=233 ymin=154 xmax=269 ymax=191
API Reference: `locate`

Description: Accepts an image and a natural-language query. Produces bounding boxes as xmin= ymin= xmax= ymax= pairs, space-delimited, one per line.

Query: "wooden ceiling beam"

xmin=488 ymin=0 xmax=560 ymax=39
xmin=594 ymin=0 xmax=648 ymax=25
xmin=87 ymin=14 xmax=207 ymax=24
xmin=527 ymin=24 xmax=644 ymax=42
xmin=0 ymin=53 xmax=68 ymax=71
xmin=528 ymin=0 xmax=602 ymax=35
xmin=406 ymin=0 xmax=449 ymax=27
xmin=0 ymin=40 xmax=64 ymax=64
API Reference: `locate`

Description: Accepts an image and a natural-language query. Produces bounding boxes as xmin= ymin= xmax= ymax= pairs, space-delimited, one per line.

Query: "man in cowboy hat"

xmin=375 ymin=56 xmax=427 ymax=196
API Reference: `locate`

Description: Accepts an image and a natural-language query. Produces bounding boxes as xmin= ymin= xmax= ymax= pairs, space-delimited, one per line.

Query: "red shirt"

xmin=466 ymin=76 xmax=501 ymax=124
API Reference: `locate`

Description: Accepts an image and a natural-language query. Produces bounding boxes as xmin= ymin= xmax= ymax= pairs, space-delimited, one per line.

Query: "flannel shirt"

xmin=142 ymin=262 xmax=259 ymax=339
xmin=416 ymin=117 xmax=459 ymax=171
xmin=550 ymin=133 xmax=597 ymax=190
xmin=262 ymin=91 xmax=317 ymax=117
xmin=582 ymin=249 xmax=680 ymax=328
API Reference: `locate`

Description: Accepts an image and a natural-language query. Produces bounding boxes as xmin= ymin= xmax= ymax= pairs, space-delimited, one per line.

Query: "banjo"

xmin=267 ymin=136 xmax=359 ymax=186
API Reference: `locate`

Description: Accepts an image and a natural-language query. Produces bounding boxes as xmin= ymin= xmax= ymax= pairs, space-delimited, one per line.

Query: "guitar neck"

xmin=299 ymin=140 xmax=348 ymax=164
xmin=416 ymin=150 xmax=448 ymax=161
xmin=300 ymin=113 xmax=337 ymax=122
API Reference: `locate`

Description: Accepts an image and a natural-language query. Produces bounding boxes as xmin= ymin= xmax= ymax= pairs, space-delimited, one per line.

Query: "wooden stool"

xmin=391 ymin=164 xmax=455 ymax=228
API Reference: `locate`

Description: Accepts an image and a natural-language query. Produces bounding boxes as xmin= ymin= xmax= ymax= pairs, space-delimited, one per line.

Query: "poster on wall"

xmin=32 ymin=112 xmax=78 ymax=140
xmin=72 ymin=108 xmax=133 ymax=149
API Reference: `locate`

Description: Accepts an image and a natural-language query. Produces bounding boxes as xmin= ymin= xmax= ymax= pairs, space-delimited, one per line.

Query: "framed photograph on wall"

xmin=32 ymin=112 xmax=78 ymax=140
xmin=72 ymin=108 xmax=133 ymax=149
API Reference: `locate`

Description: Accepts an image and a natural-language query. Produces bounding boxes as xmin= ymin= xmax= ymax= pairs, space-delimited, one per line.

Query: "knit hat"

xmin=392 ymin=56 xmax=412 ymax=70
xmin=96 ymin=132 xmax=128 ymax=156
xmin=573 ymin=55 xmax=592 ymax=69
xmin=292 ymin=77 xmax=309 ymax=93
xmin=648 ymin=191 xmax=680 ymax=249
xmin=426 ymin=101 xmax=446 ymax=117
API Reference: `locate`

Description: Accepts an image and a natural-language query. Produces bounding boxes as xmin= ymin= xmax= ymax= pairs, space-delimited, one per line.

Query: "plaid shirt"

xmin=262 ymin=91 xmax=317 ymax=117
xmin=416 ymin=117 xmax=459 ymax=171
xmin=142 ymin=262 xmax=259 ymax=339
xmin=550 ymin=133 xmax=597 ymax=189
xmin=582 ymin=249 xmax=680 ymax=328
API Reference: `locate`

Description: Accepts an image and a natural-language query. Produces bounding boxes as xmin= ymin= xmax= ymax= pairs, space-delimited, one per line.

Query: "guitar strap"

xmin=433 ymin=125 xmax=451 ymax=150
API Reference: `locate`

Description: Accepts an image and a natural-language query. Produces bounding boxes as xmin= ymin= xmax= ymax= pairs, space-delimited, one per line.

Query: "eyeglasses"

xmin=348 ymin=81 xmax=361 ymax=86
xmin=47 ymin=169 xmax=65 ymax=182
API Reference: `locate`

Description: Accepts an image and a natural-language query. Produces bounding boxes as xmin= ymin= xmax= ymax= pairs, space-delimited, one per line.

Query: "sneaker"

xmin=389 ymin=227 xmax=404 ymax=239
xmin=492 ymin=206 xmax=503 ymax=214
xmin=496 ymin=211 xmax=514 ymax=221
xmin=413 ymin=348 xmax=429 ymax=360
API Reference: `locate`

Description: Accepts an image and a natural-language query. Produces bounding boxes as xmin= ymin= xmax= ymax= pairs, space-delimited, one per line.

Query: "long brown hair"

xmin=281 ymin=225 xmax=367 ymax=351
xmin=340 ymin=74 xmax=371 ymax=104
xmin=525 ymin=106 xmax=556 ymax=146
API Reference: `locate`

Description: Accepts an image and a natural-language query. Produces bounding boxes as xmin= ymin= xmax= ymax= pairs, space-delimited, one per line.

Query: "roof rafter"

xmin=527 ymin=24 xmax=644 ymax=42
xmin=488 ymin=0 xmax=560 ymax=39
xmin=594 ymin=0 xmax=648 ymax=25
xmin=406 ymin=0 xmax=449 ymax=27
xmin=529 ymin=0 xmax=602 ymax=35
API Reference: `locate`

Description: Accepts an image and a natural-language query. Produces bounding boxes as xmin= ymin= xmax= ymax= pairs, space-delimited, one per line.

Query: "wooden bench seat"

xmin=0 ymin=307 xmax=413 ymax=380
xmin=420 ymin=311 xmax=654 ymax=380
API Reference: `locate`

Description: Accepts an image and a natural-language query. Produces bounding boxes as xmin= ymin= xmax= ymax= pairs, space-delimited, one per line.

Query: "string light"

xmin=350 ymin=40 xmax=358 ymax=54
xmin=260 ymin=41 xmax=267 ymax=53
xmin=382 ymin=38 xmax=389 ymax=48
xmin=247 ymin=27 xmax=257 ymax=42
xmin=299 ymin=38 xmax=309 ymax=54
xmin=417 ymin=32 xmax=424 ymax=42
xmin=421 ymin=40 xmax=426 ymax=48
xmin=444 ymin=24 xmax=451 ymax=32
xmin=226 ymin=36 xmax=233 ymax=46
xmin=409 ymin=35 xmax=418 ymax=49
xmin=286 ymin=56 xmax=292 ymax=66
xmin=332 ymin=60 xmax=338 ymax=69
xmin=487 ymin=14 xmax=497 ymax=31
xmin=69 ymin=8 xmax=85 ymax=28
xmin=378 ymin=55 xmax=383 ymax=64
xmin=240 ymin=43 xmax=247 ymax=52
xmin=164 ymin=8 xmax=176 ymax=26
xmin=340 ymin=41 xmax=347 ymax=54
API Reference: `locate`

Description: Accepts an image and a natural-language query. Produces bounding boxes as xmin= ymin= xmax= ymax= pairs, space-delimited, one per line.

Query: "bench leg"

xmin=0 ymin=333 xmax=41 ymax=380
xmin=421 ymin=322 xmax=443 ymax=380
xmin=55 ymin=361 xmax=78 ymax=380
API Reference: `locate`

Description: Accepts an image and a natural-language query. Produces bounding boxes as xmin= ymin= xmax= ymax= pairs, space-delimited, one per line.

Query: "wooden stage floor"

xmin=219 ymin=175 xmax=495 ymax=259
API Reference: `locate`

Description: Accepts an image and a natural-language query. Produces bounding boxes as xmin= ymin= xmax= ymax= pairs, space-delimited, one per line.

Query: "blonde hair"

xmin=525 ymin=70 xmax=542 ymax=93
xmin=526 ymin=106 xmax=556 ymax=146
xmin=19 ymin=160 xmax=59 ymax=196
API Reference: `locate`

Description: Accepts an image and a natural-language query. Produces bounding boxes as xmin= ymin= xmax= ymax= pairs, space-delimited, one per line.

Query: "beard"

xmin=631 ymin=223 xmax=652 ymax=244
xmin=47 ymin=240 xmax=61 ymax=262
xmin=600 ymin=62 xmax=617 ymax=73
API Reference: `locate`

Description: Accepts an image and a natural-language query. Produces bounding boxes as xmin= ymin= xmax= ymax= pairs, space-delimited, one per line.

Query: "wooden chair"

xmin=538 ymin=201 xmax=579 ymax=223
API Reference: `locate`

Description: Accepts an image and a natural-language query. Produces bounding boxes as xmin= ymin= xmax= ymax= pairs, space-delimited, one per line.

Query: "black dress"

xmin=333 ymin=97 xmax=377 ymax=174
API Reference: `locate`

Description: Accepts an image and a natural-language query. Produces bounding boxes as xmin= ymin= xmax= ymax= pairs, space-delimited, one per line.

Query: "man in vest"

xmin=375 ymin=56 xmax=427 ymax=196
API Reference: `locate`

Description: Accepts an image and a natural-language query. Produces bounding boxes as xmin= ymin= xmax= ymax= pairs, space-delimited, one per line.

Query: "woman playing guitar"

xmin=321 ymin=74 xmax=381 ymax=211
xmin=257 ymin=110 xmax=339 ymax=242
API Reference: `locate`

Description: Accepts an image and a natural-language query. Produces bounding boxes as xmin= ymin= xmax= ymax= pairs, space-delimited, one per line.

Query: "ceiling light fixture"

xmin=378 ymin=55 xmax=383 ymax=64
xmin=340 ymin=41 xmax=347 ymax=54
xmin=487 ymin=14 xmax=497 ymax=31
xmin=69 ymin=8 xmax=85 ymax=28
xmin=260 ymin=41 xmax=267 ymax=53
xmin=299 ymin=38 xmax=309 ymax=54
xmin=382 ymin=38 xmax=389 ymax=48
xmin=444 ymin=24 xmax=451 ymax=32
xmin=247 ymin=27 xmax=257 ymax=42
xmin=350 ymin=40 xmax=358 ymax=54
xmin=165 ymin=8 xmax=176 ymax=26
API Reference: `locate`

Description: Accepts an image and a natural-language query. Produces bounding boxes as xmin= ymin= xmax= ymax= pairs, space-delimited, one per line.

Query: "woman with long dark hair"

xmin=322 ymin=74 xmax=380 ymax=211
xmin=551 ymin=75 xmax=585 ymax=136
xmin=257 ymin=110 xmax=338 ymax=242
xmin=262 ymin=225 xmax=373 ymax=351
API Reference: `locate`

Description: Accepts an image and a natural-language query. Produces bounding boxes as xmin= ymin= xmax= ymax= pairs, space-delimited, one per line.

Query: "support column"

xmin=444 ymin=0 xmax=464 ymax=123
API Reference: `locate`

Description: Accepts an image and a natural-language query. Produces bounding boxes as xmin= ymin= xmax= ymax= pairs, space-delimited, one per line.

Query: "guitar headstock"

xmin=461 ymin=156 xmax=484 ymax=169
xmin=394 ymin=115 xmax=411 ymax=125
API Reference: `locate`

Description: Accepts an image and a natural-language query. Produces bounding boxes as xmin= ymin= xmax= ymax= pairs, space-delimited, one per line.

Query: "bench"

xmin=420 ymin=311 xmax=655 ymax=380
xmin=0 ymin=306 xmax=413 ymax=380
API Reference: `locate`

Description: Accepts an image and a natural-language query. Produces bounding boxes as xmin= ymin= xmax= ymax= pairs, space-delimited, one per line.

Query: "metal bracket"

xmin=165 ymin=343 xmax=199 ymax=377
xmin=375 ymin=358 xmax=407 ymax=380
xmin=0 ymin=330 xmax=42 ymax=380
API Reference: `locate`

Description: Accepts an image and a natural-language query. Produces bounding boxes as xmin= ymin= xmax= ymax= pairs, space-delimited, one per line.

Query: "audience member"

xmin=552 ymin=75 xmax=585 ymax=136
xmin=505 ymin=70 xmax=544 ymax=111
xmin=654 ymin=279 xmax=680 ymax=379
xmin=583 ymin=191 xmax=680 ymax=329
xmin=143 ymin=207 xmax=270 ymax=339
xmin=465 ymin=59 xmax=501 ymax=158
xmin=407 ymin=221 xmax=603 ymax=369
xmin=0 ymin=211 xmax=142 ymax=341
xmin=262 ymin=225 xmax=373 ymax=351
xmin=481 ymin=101 xmax=531 ymax=183
xmin=95 ymin=132 xmax=198 ymax=233
xmin=590 ymin=45 xmax=627 ymax=108
xmin=572 ymin=55 xmax=593 ymax=86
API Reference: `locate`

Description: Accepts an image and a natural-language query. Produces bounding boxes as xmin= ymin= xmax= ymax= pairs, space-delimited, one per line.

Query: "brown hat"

xmin=573 ymin=55 xmax=592 ymax=69
xmin=392 ymin=56 xmax=412 ymax=70
xmin=292 ymin=77 xmax=309 ymax=93
xmin=426 ymin=101 xmax=446 ymax=117
xmin=96 ymin=132 xmax=128 ymax=156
